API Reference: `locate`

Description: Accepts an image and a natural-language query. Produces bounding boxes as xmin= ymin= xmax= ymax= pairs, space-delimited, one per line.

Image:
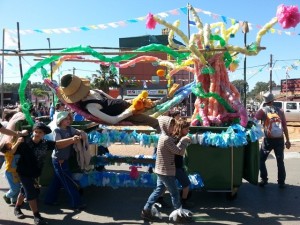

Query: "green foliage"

xmin=90 ymin=65 xmax=119 ymax=94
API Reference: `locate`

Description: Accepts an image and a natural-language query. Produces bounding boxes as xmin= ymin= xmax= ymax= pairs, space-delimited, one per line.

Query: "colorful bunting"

xmin=5 ymin=6 xmax=299 ymax=37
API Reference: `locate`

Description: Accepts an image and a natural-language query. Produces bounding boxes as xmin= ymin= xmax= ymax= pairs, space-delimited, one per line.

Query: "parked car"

xmin=260 ymin=101 xmax=300 ymax=122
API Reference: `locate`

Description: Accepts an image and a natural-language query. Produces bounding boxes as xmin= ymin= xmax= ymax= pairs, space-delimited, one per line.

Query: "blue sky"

xmin=0 ymin=0 xmax=299 ymax=91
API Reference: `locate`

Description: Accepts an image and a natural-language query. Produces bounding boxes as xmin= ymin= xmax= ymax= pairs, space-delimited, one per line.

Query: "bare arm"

xmin=0 ymin=126 xmax=28 ymax=137
xmin=11 ymin=137 xmax=24 ymax=155
xmin=55 ymin=135 xmax=82 ymax=149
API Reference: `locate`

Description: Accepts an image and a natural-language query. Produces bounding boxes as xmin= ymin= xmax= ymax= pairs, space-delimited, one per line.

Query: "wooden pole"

xmin=0 ymin=47 xmax=266 ymax=57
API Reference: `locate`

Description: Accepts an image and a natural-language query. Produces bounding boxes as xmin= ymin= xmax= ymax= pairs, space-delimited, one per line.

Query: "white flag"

xmin=4 ymin=31 xmax=18 ymax=48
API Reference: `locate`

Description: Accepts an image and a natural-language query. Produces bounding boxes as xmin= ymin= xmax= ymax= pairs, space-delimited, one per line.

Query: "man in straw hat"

xmin=255 ymin=91 xmax=291 ymax=189
xmin=58 ymin=74 xmax=179 ymax=132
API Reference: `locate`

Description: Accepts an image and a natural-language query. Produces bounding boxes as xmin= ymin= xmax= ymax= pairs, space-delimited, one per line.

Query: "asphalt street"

xmin=1 ymin=156 xmax=300 ymax=225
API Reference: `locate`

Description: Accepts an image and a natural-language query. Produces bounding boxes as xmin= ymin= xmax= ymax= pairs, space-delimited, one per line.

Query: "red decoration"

xmin=277 ymin=4 xmax=300 ymax=29
xmin=146 ymin=13 xmax=157 ymax=29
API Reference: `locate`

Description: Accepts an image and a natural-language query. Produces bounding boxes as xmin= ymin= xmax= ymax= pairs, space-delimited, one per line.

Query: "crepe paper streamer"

xmin=20 ymin=44 xmax=190 ymax=124
xmin=201 ymin=65 xmax=215 ymax=74
xmin=73 ymin=170 xmax=204 ymax=190
xmin=151 ymin=82 xmax=194 ymax=118
xmin=120 ymin=56 xmax=160 ymax=68
xmin=276 ymin=4 xmax=300 ymax=29
xmin=188 ymin=123 xmax=262 ymax=148
xmin=256 ymin=17 xmax=278 ymax=46
xmin=210 ymin=34 xmax=226 ymax=47
xmin=87 ymin=129 xmax=160 ymax=147
xmin=137 ymin=44 xmax=189 ymax=61
xmin=192 ymin=83 xmax=235 ymax=113
xmin=152 ymin=15 xmax=208 ymax=66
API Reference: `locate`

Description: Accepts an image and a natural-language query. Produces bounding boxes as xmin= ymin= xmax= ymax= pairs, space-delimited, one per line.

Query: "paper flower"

xmin=276 ymin=4 xmax=300 ymax=29
xmin=146 ymin=13 xmax=157 ymax=29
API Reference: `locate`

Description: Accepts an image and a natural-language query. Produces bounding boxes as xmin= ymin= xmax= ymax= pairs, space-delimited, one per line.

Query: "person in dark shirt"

xmin=14 ymin=122 xmax=82 ymax=225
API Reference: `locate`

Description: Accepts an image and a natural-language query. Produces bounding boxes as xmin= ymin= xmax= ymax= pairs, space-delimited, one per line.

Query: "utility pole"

xmin=1 ymin=29 xmax=5 ymax=111
xmin=47 ymin=38 xmax=54 ymax=104
xmin=17 ymin=22 xmax=23 ymax=79
xmin=269 ymin=54 xmax=273 ymax=93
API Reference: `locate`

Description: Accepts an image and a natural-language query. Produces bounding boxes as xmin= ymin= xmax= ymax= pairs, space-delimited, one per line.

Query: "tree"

xmin=90 ymin=65 xmax=119 ymax=94
xmin=231 ymin=79 xmax=249 ymax=96
xmin=248 ymin=81 xmax=276 ymax=101
xmin=31 ymin=88 xmax=49 ymax=107
xmin=118 ymin=74 xmax=137 ymax=98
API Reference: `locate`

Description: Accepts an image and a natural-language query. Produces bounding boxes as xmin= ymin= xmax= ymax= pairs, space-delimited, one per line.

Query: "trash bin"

xmin=185 ymin=126 xmax=245 ymax=192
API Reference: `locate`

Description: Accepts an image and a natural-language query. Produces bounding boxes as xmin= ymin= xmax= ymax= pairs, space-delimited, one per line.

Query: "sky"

xmin=0 ymin=0 xmax=299 ymax=91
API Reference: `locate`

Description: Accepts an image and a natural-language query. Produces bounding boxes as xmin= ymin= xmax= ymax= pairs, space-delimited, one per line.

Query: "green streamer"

xmin=19 ymin=45 xmax=190 ymax=125
xmin=192 ymin=83 xmax=235 ymax=113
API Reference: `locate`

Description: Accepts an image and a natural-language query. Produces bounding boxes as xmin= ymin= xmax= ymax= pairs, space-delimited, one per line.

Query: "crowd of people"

xmin=0 ymin=88 xmax=292 ymax=224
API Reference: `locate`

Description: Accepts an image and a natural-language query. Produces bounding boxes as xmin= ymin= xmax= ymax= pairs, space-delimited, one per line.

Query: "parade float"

xmin=16 ymin=4 xmax=300 ymax=196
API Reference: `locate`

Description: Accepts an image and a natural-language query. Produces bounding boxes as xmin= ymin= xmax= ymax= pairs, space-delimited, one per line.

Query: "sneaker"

xmin=14 ymin=207 xmax=25 ymax=219
xmin=34 ymin=214 xmax=47 ymax=225
xmin=175 ymin=215 xmax=194 ymax=223
xmin=278 ymin=183 xmax=286 ymax=189
xmin=3 ymin=195 xmax=11 ymax=204
xmin=259 ymin=179 xmax=268 ymax=187
xmin=156 ymin=196 xmax=171 ymax=208
xmin=181 ymin=199 xmax=194 ymax=209
xmin=141 ymin=209 xmax=157 ymax=221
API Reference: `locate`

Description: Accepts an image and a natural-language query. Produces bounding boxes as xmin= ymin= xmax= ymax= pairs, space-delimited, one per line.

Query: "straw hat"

xmin=58 ymin=74 xmax=90 ymax=103
xmin=263 ymin=92 xmax=275 ymax=103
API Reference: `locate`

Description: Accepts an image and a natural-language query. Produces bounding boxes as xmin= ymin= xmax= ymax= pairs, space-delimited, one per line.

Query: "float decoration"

xmin=145 ymin=4 xmax=299 ymax=127
xmin=87 ymin=123 xmax=263 ymax=148
xmin=19 ymin=4 xmax=300 ymax=128
xmin=73 ymin=171 xmax=204 ymax=189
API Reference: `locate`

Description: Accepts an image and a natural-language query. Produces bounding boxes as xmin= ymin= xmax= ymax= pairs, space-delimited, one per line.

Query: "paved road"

xmin=1 ymin=157 xmax=300 ymax=225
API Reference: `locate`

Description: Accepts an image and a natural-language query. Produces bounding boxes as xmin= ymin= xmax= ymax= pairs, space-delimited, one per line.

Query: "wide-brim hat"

xmin=58 ymin=74 xmax=90 ymax=103
xmin=33 ymin=122 xmax=52 ymax=134
xmin=263 ymin=92 xmax=275 ymax=103
xmin=56 ymin=111 xmax=72 ymax=126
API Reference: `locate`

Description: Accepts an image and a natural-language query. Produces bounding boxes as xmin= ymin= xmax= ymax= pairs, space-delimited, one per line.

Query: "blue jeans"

xmin=5 ymin=171 xmax=21 ymax=202
xmin=260 ymin=138 xmax=286 ymax=184
xmin=45 ymin=159 xmax=82 ymax=208
xmin=144 ymin=174 xmax=181 ymax=210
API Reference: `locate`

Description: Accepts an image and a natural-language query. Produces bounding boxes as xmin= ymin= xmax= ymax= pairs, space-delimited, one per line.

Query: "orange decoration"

xmin=156 ymin=69 xmax=165 ymax=77
xmin=229 ymin=62 xmax=239 ymax=72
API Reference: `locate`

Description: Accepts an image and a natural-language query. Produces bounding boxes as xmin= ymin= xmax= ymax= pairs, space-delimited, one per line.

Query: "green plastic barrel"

xmin=185 ymin=126 xmax=245 ymax=191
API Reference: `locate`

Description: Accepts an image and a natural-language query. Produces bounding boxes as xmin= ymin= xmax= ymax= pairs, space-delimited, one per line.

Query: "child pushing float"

xmin=15 ymin=3 xmax=300 ymax=223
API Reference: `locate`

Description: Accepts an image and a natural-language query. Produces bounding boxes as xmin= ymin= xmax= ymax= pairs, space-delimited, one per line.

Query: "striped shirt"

xmin=154 ymin=116 xmax=191 ymax=176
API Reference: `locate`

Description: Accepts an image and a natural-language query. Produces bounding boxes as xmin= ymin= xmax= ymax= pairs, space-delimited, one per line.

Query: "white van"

xmin=260 ymin=101 xmax=300 ymax=122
